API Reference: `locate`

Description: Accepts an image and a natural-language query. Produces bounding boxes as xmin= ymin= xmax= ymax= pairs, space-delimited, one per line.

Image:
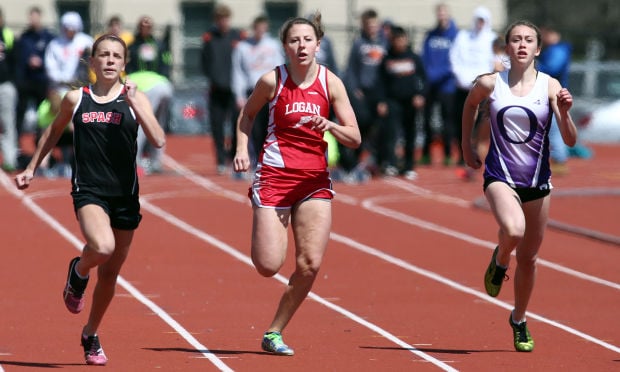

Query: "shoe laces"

xmin=83 ymin=335 xmax=102 ymax=355
xmin=264 ymin=332 xmax=283 ymax=344
xmin=514 ymin=322 xmax=529 ymax=343
xmin=67 ymin=284 xmax=84 ymax=298
xmin=265 ymin=332 xmax=289 ymax=348
xmin=491 ymin=266 xmax=509 ymax=285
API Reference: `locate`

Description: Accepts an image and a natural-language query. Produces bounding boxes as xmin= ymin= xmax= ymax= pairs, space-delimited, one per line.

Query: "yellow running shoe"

xmin=484 ymin=246 xmax=508 ymax=297
xmin=509 ymin=314 xmax=535 ymax=352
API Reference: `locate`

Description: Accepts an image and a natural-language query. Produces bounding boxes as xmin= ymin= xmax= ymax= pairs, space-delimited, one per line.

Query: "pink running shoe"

xmin=63 ymin=257 xmax=88 ymax=314
xmin=81 ymin=334 xmax=108 ymax=366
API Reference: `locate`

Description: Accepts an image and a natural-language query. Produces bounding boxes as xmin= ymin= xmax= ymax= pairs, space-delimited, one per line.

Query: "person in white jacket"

xmin=38 ymin=11 xmax=93 ymax=177
xmin=449 ymin=6 xmax=496 ymax=168
xmin=232 ymin=15 xmax=285 ymax=168
xmin=44 ymin=11 xmax=93 ymax=113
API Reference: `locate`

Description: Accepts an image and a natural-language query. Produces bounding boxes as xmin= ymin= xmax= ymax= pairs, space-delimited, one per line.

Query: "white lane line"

xmin=330 ymin=233 xmax=620 ymax=355
xmin=361 ymin=195 xmax=620 ymax=291
xmin=161 ymin=154 xmax=620 ymax=355
xmin=140 ymin=198 xmax=458 ymax=371
xmin=0 ymin=172 xmax=233 ymax=372
xmin=164 ymin=155 xmax=620 ymax=291
xmin=382 ymin=177 xmax=471 ymax=207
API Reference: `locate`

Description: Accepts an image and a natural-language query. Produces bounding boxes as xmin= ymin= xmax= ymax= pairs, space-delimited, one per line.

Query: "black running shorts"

xmin=72 ymin=192 xmax=142 ymax=230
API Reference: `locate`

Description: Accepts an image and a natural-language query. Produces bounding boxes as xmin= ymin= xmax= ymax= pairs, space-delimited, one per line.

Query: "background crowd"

xmin=0 ymin=3 xmax=592 ymax=182
xmin=0 ymin=6 xmax=173 ymax=177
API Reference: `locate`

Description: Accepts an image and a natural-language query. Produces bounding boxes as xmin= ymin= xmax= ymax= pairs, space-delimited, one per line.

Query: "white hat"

xmin=61 ymin=11 xmax=83 ymax=32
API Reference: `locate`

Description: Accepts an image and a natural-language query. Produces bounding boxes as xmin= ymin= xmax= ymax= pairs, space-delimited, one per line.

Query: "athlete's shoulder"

xmin=325 ymin=68 xmax=346 ymax=100
xmin=260 ymin=66 xmax=280 ymax=85
xmin=64 ymin=88 xmax=84 ymax=105
xmin=324 ymin=65 xmax=339 ymax=80
xmin=544 ymin=72 xmax=562 ymax=97
xmin=474 ymin=71 xmax=499 ymax=91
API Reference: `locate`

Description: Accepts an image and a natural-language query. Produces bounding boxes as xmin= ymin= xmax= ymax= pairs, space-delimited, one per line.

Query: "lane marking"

xmin=160 ymin=157 xmax=457 ymax=368
xmin=0 ymin=172 xmax=233 ymax=372
xmin=382 ymin=177 xmax=471 ymax=207
xmin=161 ymin=154 xmax=620 ymax=355
xmin=164 ymin=155 xmax=620 ymax=291
xmin=387 ymin=176 xmax=620 ymax=246
xmin=330 ymin=233 xmax=620 ymax=355
xmin=361 ymin=195 xmax=620 ymax=291
xmin=473 ymin=193 xmax=620 ymax=246
xmin=140 ymin=198 xmax=458 ymax=371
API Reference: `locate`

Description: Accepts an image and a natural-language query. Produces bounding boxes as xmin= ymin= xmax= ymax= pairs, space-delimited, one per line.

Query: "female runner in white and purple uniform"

xmin=461 ymin=20 xmax=577 ymax=352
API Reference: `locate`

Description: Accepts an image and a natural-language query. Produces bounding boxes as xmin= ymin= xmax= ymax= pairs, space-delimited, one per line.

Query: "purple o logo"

xmin=496 ymin=105 xmax=538 ymax=144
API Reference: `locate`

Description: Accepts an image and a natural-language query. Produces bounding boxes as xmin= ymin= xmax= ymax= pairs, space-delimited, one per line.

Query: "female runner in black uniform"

xmin=15 ymin=34 xmax=166 ymax=365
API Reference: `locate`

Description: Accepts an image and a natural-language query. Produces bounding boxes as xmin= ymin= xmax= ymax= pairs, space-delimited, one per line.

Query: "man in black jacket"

xmin=201 ymin=4 xmax=246 ymax=175
xmin=15 ymin=6 xmax=55 ymax=140
xmin=376 ymin=26 xmax=427 ymax=180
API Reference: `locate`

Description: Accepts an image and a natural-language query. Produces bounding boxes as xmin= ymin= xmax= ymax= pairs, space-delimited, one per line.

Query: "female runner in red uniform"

xmin=233 ymin=13 xmax=361 ymax=356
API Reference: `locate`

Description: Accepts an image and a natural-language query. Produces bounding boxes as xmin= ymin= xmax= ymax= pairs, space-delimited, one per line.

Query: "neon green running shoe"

xmin=509 ymin=314 xmax=535 ymax=352
xmin=484 ymin=246 xmax=508 ymax=297
xmin=261 ymin=332 xmax=294 ymax=356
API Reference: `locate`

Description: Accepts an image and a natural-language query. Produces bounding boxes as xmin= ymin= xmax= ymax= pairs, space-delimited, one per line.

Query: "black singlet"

xmin=71 ymin=85 xmax=139 ymax=196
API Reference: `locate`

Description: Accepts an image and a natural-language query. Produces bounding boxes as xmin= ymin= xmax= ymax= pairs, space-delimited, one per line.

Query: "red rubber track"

xmin=1 ymin=135 xmax=618 ymax=371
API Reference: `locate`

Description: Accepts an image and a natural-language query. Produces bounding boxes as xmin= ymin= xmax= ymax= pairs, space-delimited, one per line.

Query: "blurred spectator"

xmin=100 ymin=15 xmax=134 ymax=46
xmin=421 ymin=2 xmax=458 ymax=166
xmin=128 ymin=70 xmax=173 ymax=175
xmin=306 ymin=13 xmax=339 ymax=76
xmin=202 ymin=4 xmax=246 ymax=175
xmin=232 ymin=14 xmax=284 ymax=169
xmin=341 ymin=8 xmax=387 ymax=181
xmin=538 ymin=25 xmax=570 ymax=99
xmin=0 ymin=7 xmax=18 ymax=171
xmin=376 ymin=25 xmax=426 ymax=180
xmin=33 ymin=93 xmax=74 ymax=178
xmin=316 ymin=35 xmax=338 ymax=75
xmin=492 ymin=36 xmax=509 ymax=72
xmin=45 ymin=11 xmax=93 ymax=112
xmin=538 ymin=24 xmax=592 ymax=175
xmin=15 ymin=6 xmax=54 ymax=140
xmin=381 ymin=19 xmax=394 ymax=41
xmin=449 ymin=6 xmax=496 ymax=169
xmin=42 ymin=11 xmax=93 ymax=177
xmin=127 ymin=18 xmax=173 ymax=175
xmin=160 ymin=24 xmax=173 ymax=75
xmin=127 ymin=16 xmax=171 ymax=78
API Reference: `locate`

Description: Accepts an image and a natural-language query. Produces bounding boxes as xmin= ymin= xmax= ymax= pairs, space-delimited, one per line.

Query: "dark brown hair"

xmin=279 ymin=11 xmax=324 ymax=44
xmin=504 ymin=20 xmax=541 ymax=47
xmin=360 ymin=8 xmax=378 ymax=21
